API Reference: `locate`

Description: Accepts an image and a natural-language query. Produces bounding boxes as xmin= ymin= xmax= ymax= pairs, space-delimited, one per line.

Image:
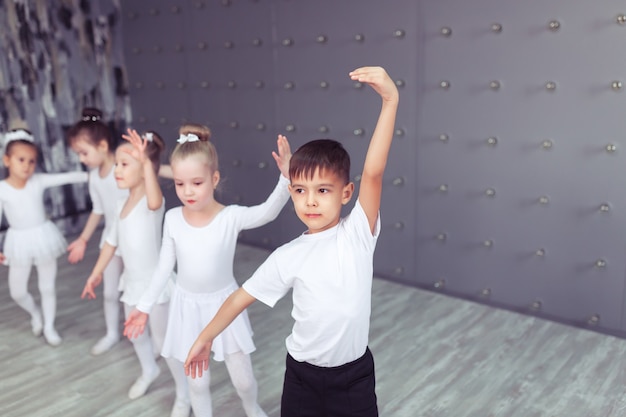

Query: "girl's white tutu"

xmin=3 ymin=220 xmax=66 ymax=266
xmin=162 ymin=282 xmax=256 ymax=363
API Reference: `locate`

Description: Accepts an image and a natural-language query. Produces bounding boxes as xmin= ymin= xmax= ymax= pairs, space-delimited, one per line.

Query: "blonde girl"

xmin=124 ymin=124 xmax=291 ymax=417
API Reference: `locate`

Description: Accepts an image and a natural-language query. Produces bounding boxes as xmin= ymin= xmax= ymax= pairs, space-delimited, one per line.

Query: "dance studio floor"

xmin=1 ymin=233 xmax=626 ymax=416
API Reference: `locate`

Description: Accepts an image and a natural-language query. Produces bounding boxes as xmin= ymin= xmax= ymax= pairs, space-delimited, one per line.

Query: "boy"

xmin=184 ymin=66 xmax=399 ymax=417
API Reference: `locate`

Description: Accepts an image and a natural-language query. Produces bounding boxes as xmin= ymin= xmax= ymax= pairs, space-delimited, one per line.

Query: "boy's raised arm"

xmin=349 ymin=67 xmax=399 ymax=233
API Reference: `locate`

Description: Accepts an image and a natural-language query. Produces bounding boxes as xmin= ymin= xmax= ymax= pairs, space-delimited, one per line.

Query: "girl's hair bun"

xmin=81 ymin=107 xmax=103 ymax=122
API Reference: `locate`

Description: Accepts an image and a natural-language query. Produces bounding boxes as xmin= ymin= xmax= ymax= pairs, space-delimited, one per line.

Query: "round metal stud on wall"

xmin=587 ymin=314 xmax=600 ymax=326
xmin=538 ymin=195 xmax=550 ymax=205
xmin=353 ymin=128 xmax=365 ymax=136
xmin=530 ymin=300 xmax=542 ymax=311
xmin=283 ymin=81 xmax=295 ymax=90
xmin=599 ymin=203 xmax=611 ymax=212
xmin=155 ymin=81 xmax=165 ymax=89
xmin=535 ymin=248 xmax=546 ymax=257
xmin=393 ymin=221 xmax=404 ymax=230
xmin=200 ymin=81 xmax=210 ymax=89
xmin=318 ymin=125 xmax=329 ymax=134
xmin=229 ymin=121 xmax=239 ymax=129
xmin=256 ymin=123 xmax=266 ymax=131
xmin=353 ymin=81 xmax=364 ymax=89
xmin=439 ymin=133 xmax=449 ymax=142
xmin=438 ymin=184 xmax=448 ymax=193
xmin=436 ymin=232 xmax=447 ymax=242
xmin=433 ymin=278 xmax=445 ymax=289
xmin=491 ymin=23 xmax=503 ymax=33
xmin=152 ymin=45 xmax=162 ymax=53
xmin=395 ymin=128 xmax=405 ymax=137
xmin=480 ymin=288 xmax=491 ymax=298
xmin=486 ymin=136 xmax=498 ymax=146
xmin=395 ymin=79 xmax=405 ymax=88
xmin=440 ymin=26 xmax=452 ymax=37
xmin=439 ymin=80 xmax=451 ymax=90
xmin=171 ymin=5 xmax=180 ymax=14
xmin=159 ymin=117 xmax=167 ymax=124
xmin=392 ymin=177 xmax=405 ymax=186
xmin=545 ymin=81 xmax=557 ymax=91
xmin=228 ymin=80 xmax=237 ymax=89
xmin=489 ymin=80 xmax=501 ymax=91
xmin=595 ymin=259 xmax=607 ymax=268
xmin=483 ymin=239 xmax=494 ymax=248
xmin=541 ymin=139 xmax=553 ymax=150
xmin=224 ymin=41 xmax=234 ymax=49
xmin=611 ymin=81 xmax=622 ymax=91
xmin=316 ymin=35 xmax=328 ymax=44
xmin=149 ymin=8 xmax=159 ymax=16
xmin=282 ymin=38 xmax=294 ymax=47
xmin=252 ymin=38 xmax=263 ymax=47
xmin=255 ymin=80 xmax=265 ymax=89
xmin=606 ymin=144 xmax=617 ymax=153
xmin=175 ymin=44 xmax=184 ymax=52
xmin=198 ymin=41 xmax=208 ymax=51
xmin=485 ymin=187 xmax=496 ymax=197
xmin=393 ymin=29 xmax=406 ymax=38
xmin=319 ymin=81 xmax=330 ymax=89
xmin=617 ymin=14 xmax=626 ymax=25
xmin=285 ymin=124 xmax=296 ymax=132
xmin=232 ymin=159 xmax=241 ymax=167
xmin=354 ymin=33 xmax=365 ymax=42
xmin=548 ymin=20 xmax=561 ymax=31
xmin=394 ymin=267 xmax=404 ymax=275
xmin=258 ymin=162 xmax=268 ymax=169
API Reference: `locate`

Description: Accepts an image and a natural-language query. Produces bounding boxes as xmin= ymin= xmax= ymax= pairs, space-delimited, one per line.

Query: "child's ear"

xmin=212 ymin=170 xmax=220 ymax=189
xmin=97 ymin=139 xmax=109 ymax=152
xmin=2 ymin=155 xmax=9 ymax=167
xmin=341 ymin=182 xmax=355 ymax=205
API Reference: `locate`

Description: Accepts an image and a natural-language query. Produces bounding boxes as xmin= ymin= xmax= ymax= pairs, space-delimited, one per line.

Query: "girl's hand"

xmin=81 ymin=274 xmax=103 ymax=299
xmin=123 ymin=309 xmax=149 ymax=339
xmin=349 ymin=66 xmax=399 ymax=103
xmin=184 ymin=338 xmax=213 ymax=379
xmin=121 ymin=128 xmax=148 ymax=163
xmin=67 ymin=237 xmax=87 ymax=264
xmin=271 ymin=134 xmax=292 ymax=178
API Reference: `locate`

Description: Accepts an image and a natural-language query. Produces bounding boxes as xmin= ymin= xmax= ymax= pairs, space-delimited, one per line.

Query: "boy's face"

xmin=289 ymin=168 xmax=354 ymax=234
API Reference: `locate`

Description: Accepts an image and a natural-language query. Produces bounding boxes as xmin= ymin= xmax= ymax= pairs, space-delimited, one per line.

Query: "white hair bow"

xmin=143 ymin=132 xmax=154 ymax=142
xmin=4 ymin=129 xmax=35 ymax=147
xmin=177 ymin=133 xmax=200 ymax=144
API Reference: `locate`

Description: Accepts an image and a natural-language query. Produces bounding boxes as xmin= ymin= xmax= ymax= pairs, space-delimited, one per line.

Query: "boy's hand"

xmin=0 ymin=252 xmax=5 ymax=265
xmin=349 ymin=66 xmax=399 ymax=103
xmin=184 ymin=338 xmax=213 ymax=378
xmin=272 ymin=134 xmax=292 ymax=178
xmin=81 ymin=274 xmax=103 ymax=299
xmin=124 ymin=309 xmax=148 ymax=339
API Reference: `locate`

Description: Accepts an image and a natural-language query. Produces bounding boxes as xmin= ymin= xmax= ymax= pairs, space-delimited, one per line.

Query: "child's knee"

xmin=187 ymin=373 xmax=211 ymax=394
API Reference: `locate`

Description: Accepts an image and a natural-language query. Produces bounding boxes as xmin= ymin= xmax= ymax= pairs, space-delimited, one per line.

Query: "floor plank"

xmin=1 ymin=232 xmax=626 ymax=416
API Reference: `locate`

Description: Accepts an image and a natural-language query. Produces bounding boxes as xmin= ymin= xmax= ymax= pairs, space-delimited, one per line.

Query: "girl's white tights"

xmin=8 ymin=259 xmax=57 ymax=336
xmin=101 ymin=255 xmax=123 ymax=339
xmin=187 ymin=351 xmax=267 ymax=417
xmin=124 ymin=303 xmax=160 ymax=383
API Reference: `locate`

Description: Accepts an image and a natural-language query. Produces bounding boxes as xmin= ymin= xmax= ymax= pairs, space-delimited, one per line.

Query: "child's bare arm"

xmin=349 ymin=67 xmax=399 ymax=233
xmin=81 ymin=243 xmax=116 ymax=299
xmin=122 ymin=128 xmax=163 ymax=211
xmin=67 ymin=212 xmax=102 ymax=264
xmin=184 ymin=288 xmax=257 ymax=378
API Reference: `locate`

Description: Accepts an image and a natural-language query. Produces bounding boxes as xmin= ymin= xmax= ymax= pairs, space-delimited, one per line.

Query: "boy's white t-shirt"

xmin=243 ymin=200 xmax=380 ymax=368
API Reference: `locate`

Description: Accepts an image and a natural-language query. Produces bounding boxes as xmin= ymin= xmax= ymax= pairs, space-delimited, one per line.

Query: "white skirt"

xmin=162 ymin=282 xmax=256 ymax=363
xmin=3 ymin=221 xmax=66 ymax=267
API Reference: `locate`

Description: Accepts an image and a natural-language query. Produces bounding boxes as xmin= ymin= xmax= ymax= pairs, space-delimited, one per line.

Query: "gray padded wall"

xmin=121 ymin=1 xmax=626 ymax=335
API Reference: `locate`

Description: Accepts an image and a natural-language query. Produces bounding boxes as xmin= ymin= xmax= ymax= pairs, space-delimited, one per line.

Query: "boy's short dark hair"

xmin=289 ymin=139 xmax=350 ymax=184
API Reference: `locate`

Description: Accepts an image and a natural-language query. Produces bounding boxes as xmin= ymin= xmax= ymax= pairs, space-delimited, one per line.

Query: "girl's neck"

xmin=4 ymin=174 xmax=29 ymax=189
xmin=182 ymin=199 xmax=224 ymax=227
xmin=99 ymin=153 xmax=116 ymax=178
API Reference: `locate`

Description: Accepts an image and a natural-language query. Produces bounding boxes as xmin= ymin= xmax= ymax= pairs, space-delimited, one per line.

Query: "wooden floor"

xmin=2 ymin=234 xmax=626 ymax=417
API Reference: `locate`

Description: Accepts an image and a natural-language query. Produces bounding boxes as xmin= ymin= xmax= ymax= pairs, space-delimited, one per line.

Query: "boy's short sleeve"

xmin=343 ymin=200 xmax=380 ymax=252
xmin=243 ymin=250 xmax=292 ymax=308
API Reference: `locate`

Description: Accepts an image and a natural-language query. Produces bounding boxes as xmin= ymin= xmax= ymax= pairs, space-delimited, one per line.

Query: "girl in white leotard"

xmin=81 ymin=129 xmax=188 ymax=417
xmin=124 ymin=123 xmax=292 ymax=417
xmin=0 ymin=128 xmax=88 ymax=346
